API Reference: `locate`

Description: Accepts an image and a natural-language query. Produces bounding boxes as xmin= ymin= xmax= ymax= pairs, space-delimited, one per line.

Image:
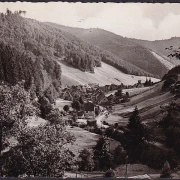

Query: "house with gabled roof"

xmin=83 ymin=101 xmax=95 ymax=119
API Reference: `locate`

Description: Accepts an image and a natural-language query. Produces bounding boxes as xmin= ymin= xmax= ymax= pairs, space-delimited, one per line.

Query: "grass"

xmin=115 ymin=164 xmax=159 ymax=178
xmin=104 ymin=82 xmax=174 ymax=126
xmin=55 ymin=98 xmax=72 ymax=111
xmin=64 ymin=163 xmax=160 ymax=178
xmin=26 ymin=117 xmax=47 ymax=127
xmin=59 ymin=61 xmax=159 ymax=87
xmin=66 ymin=126 xmax=120 ymax=157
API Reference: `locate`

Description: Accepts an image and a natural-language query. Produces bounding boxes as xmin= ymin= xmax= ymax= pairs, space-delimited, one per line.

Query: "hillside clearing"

xmin=59 ymin=61 xmax=160 ymax=87
xmin=151 ymin=51 xmax=175 ymax=70
xmin=104 ymin=82 xmax=174 ymax=126
xmin=105 ymin=87 xmax=152 ymax=97
xmin=66 ymin=126 xmax=120 ymax=157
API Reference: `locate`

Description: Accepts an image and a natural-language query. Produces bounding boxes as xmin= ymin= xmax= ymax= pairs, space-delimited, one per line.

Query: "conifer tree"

xmin=160 ymin=161 xmax=172 ymax=178
xmin=125 ymin=106 xmax=150 ymax=161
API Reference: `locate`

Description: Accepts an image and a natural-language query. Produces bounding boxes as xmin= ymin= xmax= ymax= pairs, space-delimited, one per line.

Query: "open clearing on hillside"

xmin=115 ymin=164 xmax=159 ymax=178
xmin=104 ymin=82 xmax=174 ymax=126
xmin=66 ymin=126 xmax=120 ymax=157
xmin=105 ymin=87 xmax=152 ymax=97
xmin=59 ymin=61 xmax=159 ymax=87
xmin=151 ymin=51 xmax=175 ymax=70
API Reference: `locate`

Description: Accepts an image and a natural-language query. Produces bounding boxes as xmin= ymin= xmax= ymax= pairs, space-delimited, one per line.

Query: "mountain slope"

xmin=151 ymin=51 xmax=174 ymax=70
xmin=46 ymin=23 xmax=169 ymax=78
xmin=0 ymin=12 xmax=154 ymax=81
xmin=59 ymin=60 xmax=160 ymax=87
xmin=130 ymin=37 xmax=180 ymax=66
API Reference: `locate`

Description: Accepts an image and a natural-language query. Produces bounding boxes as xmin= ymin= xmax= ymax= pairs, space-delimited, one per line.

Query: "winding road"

xmin=95 ymin=111 xmax=109 ymax=129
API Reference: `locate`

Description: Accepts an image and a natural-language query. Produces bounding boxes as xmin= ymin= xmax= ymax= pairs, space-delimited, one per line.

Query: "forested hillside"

xmin=46 ymin=23 xmax=168 ymax=78
xmin=130 ymin=37 xmax=180 ymax=66
xmin=0 ymin=11 xmax=154 ymax=79
xmin=0 ymin=41 xmax=61 ymax=101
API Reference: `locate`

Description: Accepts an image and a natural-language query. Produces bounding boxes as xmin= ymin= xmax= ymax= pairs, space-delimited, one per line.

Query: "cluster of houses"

xmin=60 ymin=80 xmax=153 ymax=104
xmin=59 ymin=80 xmax=154 ymax=128
xmin=60 ymin=84 xmax=116 ymax=106
xmin=63 ymin=101 xmax=101 ymax=128
xmin=107 ymin=92 xmax=130 ymax=105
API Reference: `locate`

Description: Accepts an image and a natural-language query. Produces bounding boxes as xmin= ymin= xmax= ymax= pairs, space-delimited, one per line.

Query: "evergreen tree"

xmin=115 ymin=89 xmax=122 ymax=97
xmin=126 ymin=92 xmax=130 ymax=99
xmin=72 ymin=100 xmax=81 ymax=111
xmin=160 ymin=161 xmax=172 ymax=178
xmin=78 ymin=149 xmax=94 ymax=171
xmin=113 ymin=145 xmax=126 ymax=165
xmin=93 ymin=136 xmax=114 ymax=170
xmin=127 ymin=106 xmax=141 ymax=130
xmin=79 ymin=96 xmax=84 ymax=105
xmin=38 ymin=96 xmax=53 ymax=119
xmin=125 ymin=106 xmax=150 ymax=161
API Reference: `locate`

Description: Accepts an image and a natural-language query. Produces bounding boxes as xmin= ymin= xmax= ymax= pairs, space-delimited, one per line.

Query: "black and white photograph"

xmin=1 ymin=2 xmax=180 ymax=178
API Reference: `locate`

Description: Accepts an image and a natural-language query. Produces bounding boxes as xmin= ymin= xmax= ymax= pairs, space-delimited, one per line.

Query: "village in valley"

xmin=57 ymin=78 xmax=154 ymax=128
xmin=52 ymin=78 xmax=159 ymax=178
xmin=2 ymin=4 xmax=180 ymax=179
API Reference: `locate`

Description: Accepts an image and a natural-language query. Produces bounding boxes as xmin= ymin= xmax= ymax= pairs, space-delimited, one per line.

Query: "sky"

xmin=0 ymin=2 xmax=180 ymax=41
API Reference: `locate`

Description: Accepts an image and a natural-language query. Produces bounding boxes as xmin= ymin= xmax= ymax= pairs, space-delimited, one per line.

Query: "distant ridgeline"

xmin=0 ymin=11 xmax=155 ymax=81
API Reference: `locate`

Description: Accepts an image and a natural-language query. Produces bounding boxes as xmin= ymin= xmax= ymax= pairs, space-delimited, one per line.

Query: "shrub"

xmin=63 ymin=105 xmax=69 ymax=112
xmin=104 ymin=169 xmax=115 ymax=178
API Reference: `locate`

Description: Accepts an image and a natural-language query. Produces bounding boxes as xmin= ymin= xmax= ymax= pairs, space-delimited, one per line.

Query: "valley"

xmin=1 ymin=8 xmax=180 ymax=179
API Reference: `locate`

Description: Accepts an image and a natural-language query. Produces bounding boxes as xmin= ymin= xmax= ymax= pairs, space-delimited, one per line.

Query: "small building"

xmin=84 ymin=101 xmax=95 ymax=118
xmin=77 ymin=111 xmax=84 ymax=119
xmin=87 ymin=119 xmax=97 ymax=127
xmin=84 ymin=101 xmax=95 ymax=111
xmin=136 ymin=80 xmax=144 ymax=88
xmin=96 ymin=92 xmax=108 ymax=105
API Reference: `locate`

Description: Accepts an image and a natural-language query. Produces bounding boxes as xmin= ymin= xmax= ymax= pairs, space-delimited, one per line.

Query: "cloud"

xmin=0 ymin=2 xmax=180 ymax=40
xmin=141 ymin=4 xmax=180 ymax=28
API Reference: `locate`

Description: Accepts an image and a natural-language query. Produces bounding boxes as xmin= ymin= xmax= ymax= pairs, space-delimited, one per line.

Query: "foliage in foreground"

xmin=0 ymin=82 xmax=75 ymax=177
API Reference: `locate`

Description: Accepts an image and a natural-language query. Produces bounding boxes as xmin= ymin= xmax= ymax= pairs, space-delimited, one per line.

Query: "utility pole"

xmin=125 ymin=156 xmax=128 ymax=178
xmin=0 ymin=120 xmax=3 ymax=177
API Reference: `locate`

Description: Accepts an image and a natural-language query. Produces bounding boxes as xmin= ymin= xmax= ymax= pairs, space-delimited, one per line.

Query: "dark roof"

xmin=84 ymin=102 xmax=95 ymax=111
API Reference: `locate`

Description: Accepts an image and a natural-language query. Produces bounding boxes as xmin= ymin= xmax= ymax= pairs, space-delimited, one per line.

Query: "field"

xmin=55 ymin=98 xmax=72 ymax=111
xmin=104 ymin=82 xmax=174 ymax=126
xmin=115 ymin=164 xmax=159 ymax=178
xmin=64 ymin=164 xmax=160 ymax=178
xmin=59 ymin=61 xmax=160 ymax=87
xmin=66 ymin=126 xmax=120 ymax=157
xmin=151 ymin=51 xmax=175 ymax=70
xmin=105 ymin=87 xmax=152 ymax=97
